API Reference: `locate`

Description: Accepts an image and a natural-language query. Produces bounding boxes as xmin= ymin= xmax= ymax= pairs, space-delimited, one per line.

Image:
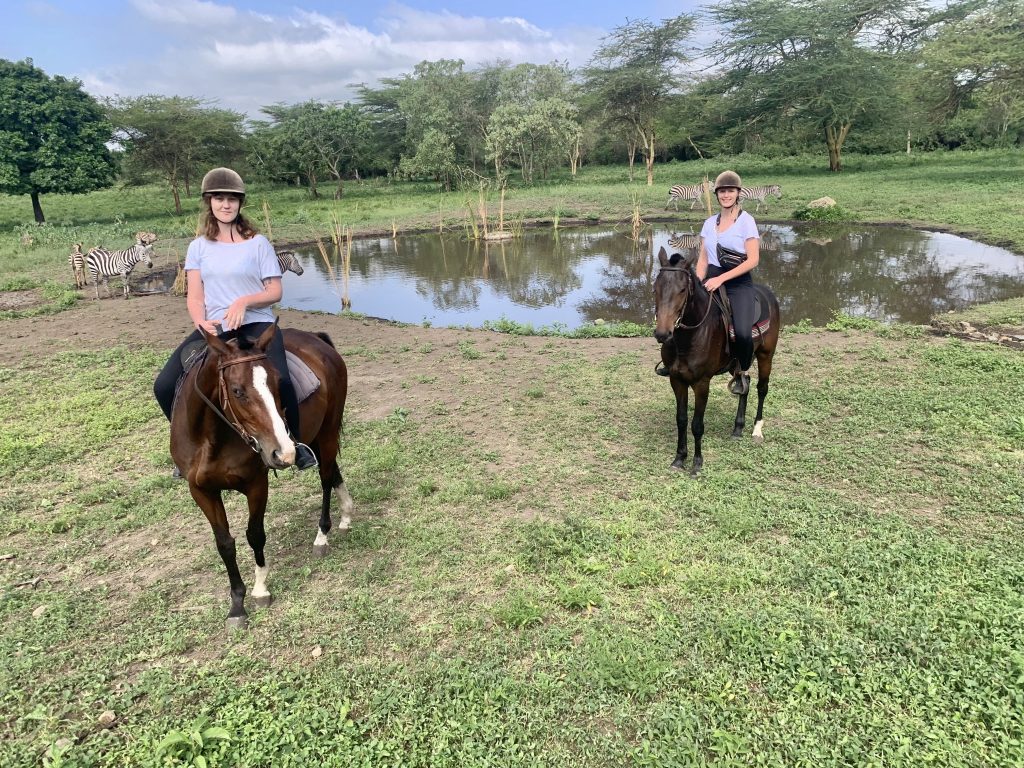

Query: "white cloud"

xmin=82 ymin=1 xmax=602 ymax=117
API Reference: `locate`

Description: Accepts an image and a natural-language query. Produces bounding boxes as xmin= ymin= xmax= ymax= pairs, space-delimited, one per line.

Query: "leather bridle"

xmin=193 ymin=352 xmax=269 ymax=454
xmin=658 ymin=267 xmax=714 ymax=330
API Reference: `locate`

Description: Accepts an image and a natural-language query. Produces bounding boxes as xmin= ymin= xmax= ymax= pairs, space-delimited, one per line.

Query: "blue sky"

xmin=1 ymin=0 xmax=706 ymax=119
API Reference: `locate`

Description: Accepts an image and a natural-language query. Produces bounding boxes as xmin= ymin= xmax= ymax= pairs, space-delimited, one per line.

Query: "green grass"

xmin=1 ymin=327 xmax=1023 ymax=766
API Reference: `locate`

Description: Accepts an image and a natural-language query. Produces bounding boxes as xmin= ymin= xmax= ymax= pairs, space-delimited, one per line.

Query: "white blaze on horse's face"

xmin=252 ymin=364 xmax=296 ymax=465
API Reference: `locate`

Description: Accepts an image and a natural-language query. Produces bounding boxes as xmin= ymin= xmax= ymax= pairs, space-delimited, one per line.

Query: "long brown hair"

xmin=200 ymin=194 xmax=259 ymax=241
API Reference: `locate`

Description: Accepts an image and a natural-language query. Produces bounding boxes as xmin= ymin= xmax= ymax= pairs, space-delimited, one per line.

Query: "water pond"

xmin=141 ymin=224 xmax=1024 ymax=328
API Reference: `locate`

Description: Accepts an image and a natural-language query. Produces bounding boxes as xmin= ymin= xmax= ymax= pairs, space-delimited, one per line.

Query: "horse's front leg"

xmin=752 ymin=359 xmax=773 ymax=444
xmin=732 ymin=388 xmax=749 ymax=439
xmin=669 ymin=376 xmax=689 ymax=471
xmin=245 ymin=473 xmax=272 ymax=609
xmin=690 ymin=378 xmax=712 ymax=476
xmin=190 ymin=484 xmax=248 ymax=629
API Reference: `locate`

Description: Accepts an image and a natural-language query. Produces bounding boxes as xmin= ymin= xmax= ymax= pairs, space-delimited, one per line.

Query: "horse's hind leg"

xmin=751 ymin=346 xmax=775 ymax=444
xmin=245 ymin=475 xmax=272 ymax=609
xmin=312 ymin=436 xmax=354 ymax=558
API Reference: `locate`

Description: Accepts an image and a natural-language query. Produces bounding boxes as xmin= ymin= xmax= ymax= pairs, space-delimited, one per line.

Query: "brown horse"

xmin=653 ymin=247 xmax=780 ymax=475
xmin=170 ymin=323 xmax=352 ymax=628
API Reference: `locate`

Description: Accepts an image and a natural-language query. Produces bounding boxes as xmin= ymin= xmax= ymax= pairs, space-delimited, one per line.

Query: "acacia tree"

xmin=107 ymin=95 xmax=245 ymax=213
xmin=708 ymin=0 xmax=930 ymax=171
xmin=919 ymin=0 xmax=1024 ymax=146
xmin=0 ymin=58 xmax=115 ymax=223
xmin=583 ymin=15 xmax=696 ymax=186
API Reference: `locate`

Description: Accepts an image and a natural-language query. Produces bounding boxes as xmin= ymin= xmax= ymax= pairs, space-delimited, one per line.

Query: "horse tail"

xmin=315 ymin=331 xmax=336 ymax=348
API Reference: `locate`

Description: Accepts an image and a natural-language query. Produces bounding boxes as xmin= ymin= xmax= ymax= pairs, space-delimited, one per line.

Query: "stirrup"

xmin=294 ymin=442 xmax=319 ymax=470
xmin=728 ymin=372 xmax=750 ymax=396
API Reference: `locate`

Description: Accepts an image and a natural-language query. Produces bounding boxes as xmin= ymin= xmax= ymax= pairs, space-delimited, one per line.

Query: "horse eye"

xmin=232 ymin=385 xmax=246 ymax=399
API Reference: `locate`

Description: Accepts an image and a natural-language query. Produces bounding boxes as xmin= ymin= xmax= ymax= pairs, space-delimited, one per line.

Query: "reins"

xmin=192 ymin=352 xmax=269 ymax=454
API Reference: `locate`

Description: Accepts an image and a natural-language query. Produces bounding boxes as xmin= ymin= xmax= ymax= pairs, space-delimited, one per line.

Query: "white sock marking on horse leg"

xmin=252 ymin=365 xmax=295 ymax=464
xmin=334 ymin=481 xmax=353 ymax=529
xmin=752 ymin=419 xmax=764 ymax=441
xmin=252 ymin=564 xmax=270 ymax=598
xmin=314 ymin=529 xmax=329 ymax=547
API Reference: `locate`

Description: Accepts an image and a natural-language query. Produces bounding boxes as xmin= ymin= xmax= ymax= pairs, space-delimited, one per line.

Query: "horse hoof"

xmin=752 ymin=434 xmax=764 ymax=445
xmin=225 ymin=615 xmax=249 ymax=631
xmin=252 ymin=595 xmax=273 ymax=609
xmin=670 ymin=461 xmax=685 ymax=472
xmin=730 ymin=432 xmax=743 ymax=441
xmin=313 ymin=544 xmax=329 ymax=558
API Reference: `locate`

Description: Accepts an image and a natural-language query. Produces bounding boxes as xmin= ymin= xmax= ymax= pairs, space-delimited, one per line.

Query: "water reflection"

xmin=254 ymin=224 xmax=1022 ymax=327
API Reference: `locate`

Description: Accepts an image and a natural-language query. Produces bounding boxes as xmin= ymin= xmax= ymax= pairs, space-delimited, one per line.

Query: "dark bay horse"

xmin=653 ymin=247 xmax=780 ymax=475
xmin=170 ymin=323 xmax=352 ymax=628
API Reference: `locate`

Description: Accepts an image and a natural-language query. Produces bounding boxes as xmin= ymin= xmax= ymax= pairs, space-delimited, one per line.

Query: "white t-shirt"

xmin=700 ymin=210 xmax=759 ymax=268
xmin=184 ymin=234 xmax=281 ymax=329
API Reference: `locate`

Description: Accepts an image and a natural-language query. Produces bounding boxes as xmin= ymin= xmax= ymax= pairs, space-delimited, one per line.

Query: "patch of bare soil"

xmin=0 ymin=288 xmax=45 ymax=312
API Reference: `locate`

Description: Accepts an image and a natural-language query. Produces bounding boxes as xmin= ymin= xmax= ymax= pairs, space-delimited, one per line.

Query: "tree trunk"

xmin=824 ymin=123 xmax=851 ymax=172
xmin=645 ymin=132 xmax=656 ymax=187
xmin=626 ymin=139 xmax=637 ymax=182
xmin=172 ymin=184 xmax=182 ymax=215
xmin=30 ymin=191 xmax=45 ymax=223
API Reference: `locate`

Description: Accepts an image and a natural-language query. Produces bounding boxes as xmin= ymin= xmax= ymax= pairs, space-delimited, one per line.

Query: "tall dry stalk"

xmin=170 ymin=248 xmax=186 ymax=295
xmin=629 ymin=190 xmax=646 ymax=242
xmin=478 ymin=184 xmax=489 ymax=238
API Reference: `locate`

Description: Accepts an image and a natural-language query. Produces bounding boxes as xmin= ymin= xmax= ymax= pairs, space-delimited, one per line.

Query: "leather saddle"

xmin=178 ymin=340 xmax=321 ymax=403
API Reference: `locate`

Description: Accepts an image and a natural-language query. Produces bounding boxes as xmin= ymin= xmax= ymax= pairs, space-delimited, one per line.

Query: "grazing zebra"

xmin=740 ymin=185 xmax=782 ymax=213
xmin=276 ymin=249 xmax=303 ymax=276
xmin=134 ymin=231 xmax=158 ymax=246
xmin=68 ymin=243 xmax=87 ymax=289
xmin=665 ymin=182 xmax=708 ymax=211
xmin=85 ymin=243 xmax=155 ymax=299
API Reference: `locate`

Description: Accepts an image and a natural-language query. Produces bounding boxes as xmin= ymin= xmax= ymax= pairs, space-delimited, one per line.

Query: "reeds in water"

xmin=315 ymin=211 xmax=353 ymax=310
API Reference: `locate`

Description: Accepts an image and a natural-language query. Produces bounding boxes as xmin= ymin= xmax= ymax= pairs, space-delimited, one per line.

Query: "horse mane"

xmin=235 ymin=334 xmax=255 ymax=351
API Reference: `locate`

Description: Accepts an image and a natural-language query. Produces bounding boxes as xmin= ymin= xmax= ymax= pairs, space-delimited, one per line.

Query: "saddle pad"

xmin=728 ymin=285 xmax=773 ymax=341
xmin=286 ymin=350 xmax=320 ymax=404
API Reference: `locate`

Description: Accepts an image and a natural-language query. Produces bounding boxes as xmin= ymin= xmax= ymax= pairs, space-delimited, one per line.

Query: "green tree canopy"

xmin=107 ymin=95 xmax=245 ymax=214
xmin=0 ymin=58 xmax=115 ymax=222
xmin=583 ymin=15 xmax=697 ymax=185
xmin=707 ymin=0 xmax=931 ymax=171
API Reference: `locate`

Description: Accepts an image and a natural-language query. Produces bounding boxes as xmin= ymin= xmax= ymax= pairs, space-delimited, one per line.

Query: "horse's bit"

xmin=193 ymin=352 xmax=269 ymax=453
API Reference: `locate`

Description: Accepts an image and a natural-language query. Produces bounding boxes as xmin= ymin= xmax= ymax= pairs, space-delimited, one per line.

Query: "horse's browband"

xmin=218 ymin=353 xmax=268 ymax=371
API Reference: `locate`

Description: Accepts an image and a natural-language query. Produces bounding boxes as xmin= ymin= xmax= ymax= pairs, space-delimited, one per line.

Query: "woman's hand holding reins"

xmin=704 ymin=275 xmax=726 ymax=293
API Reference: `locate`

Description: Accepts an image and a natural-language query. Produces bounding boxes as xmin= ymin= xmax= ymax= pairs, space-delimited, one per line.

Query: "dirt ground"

xmin=0 ymin=289 xmax=654 ymax=427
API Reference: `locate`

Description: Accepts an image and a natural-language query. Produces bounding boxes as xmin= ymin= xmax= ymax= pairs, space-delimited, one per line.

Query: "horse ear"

xmin=255 ymin=320 xmax=278 ymax=352
xmin=657 ymin=247 xmax=668 ymax=267
xmin=203 ymin=328 xmax=231 ymax=356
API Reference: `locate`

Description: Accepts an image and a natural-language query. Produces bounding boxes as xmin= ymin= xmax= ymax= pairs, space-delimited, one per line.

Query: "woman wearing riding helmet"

xmin=153 ymin=167 xmax=317 ymax=473
xmin=697 ymin=170 xmax=760 ymax=396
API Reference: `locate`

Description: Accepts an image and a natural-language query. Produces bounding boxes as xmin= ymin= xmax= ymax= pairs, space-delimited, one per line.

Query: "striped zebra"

xmin=276 ymin=249 xmax=303 ymax=276
xmin=68 ymin=243 xmax=87 ymax=289
xmin=740 ymin=184 xmax=782 ymax=213
xmin=134 ymin=231 xmax=158 ymax=246
xmin=665 ymin=182 xmax=708 ymax=211
xmin=85 ymin=243 xmax=155 ymax=299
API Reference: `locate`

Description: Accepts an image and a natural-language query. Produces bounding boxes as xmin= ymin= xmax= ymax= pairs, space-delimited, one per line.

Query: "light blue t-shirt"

xmin=184 ymin=234 xmax=281 ymax=330
xmin=700 ymin=210 xmax=759 ymax=267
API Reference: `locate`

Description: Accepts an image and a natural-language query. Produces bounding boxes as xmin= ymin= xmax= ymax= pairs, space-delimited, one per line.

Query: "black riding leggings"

xmin=153 ymin=322 xmax=301 ymax=438
xmin=707 ymin=264 xmax=755 ymax=371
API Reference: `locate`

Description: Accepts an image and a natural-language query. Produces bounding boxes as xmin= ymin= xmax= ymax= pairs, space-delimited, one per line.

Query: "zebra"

xmin=85 ymin=243 xmax=155 ymax=299
xmin=665 ymin=182 xmax=708 ymax=211
xmin=134 ymin=231 xmax=158 ymax=246
xmin=740 ymin=185 xmax=782 ymax=213
xmin=68 ymin=243 xmax=87 ymax=289
xmin=276 ymin=249 xmax=303 ymax=276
